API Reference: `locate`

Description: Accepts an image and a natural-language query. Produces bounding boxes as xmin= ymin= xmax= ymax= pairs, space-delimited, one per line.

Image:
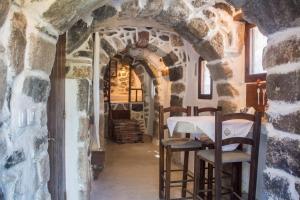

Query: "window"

xmin=245 ymin=24 xmax=268 ymax=82
xmin=129 ymin=69 xmax=143 ymax=102
xmin=198 ymin=57 xmax=212 ymax=99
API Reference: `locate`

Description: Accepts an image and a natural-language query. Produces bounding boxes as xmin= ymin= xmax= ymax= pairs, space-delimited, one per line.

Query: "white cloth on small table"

xmin=166 ymin=116 xmax=253 ymax=151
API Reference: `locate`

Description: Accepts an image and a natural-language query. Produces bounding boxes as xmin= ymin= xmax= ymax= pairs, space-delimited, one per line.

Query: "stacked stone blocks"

xmin=263 ymin=29 xmax=300 ymax=199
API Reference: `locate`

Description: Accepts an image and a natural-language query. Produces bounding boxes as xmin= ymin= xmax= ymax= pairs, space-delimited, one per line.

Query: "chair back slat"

xmin=194 ymin=106 xmax=222 ymax=116
xmin=222 ymin=113 xmax=255 ymax=122
xmin=215 ymin=111 xmax=261 ymax=148
xmin=159 ymin=106 xmax=191 ymax=141
xmin=163 ymin=106 xmax=190 ymax=114
xmin=222 ymin=137 xmax=254 ymax=146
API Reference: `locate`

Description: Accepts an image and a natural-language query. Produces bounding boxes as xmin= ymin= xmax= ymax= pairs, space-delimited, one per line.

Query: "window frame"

xmin=198 ymin=57 xmax=213 ymax=99
xmin=245 ymin=23 xmax=267 ymax=83
xmin=128 ymin=65 xmax=144 ymax=103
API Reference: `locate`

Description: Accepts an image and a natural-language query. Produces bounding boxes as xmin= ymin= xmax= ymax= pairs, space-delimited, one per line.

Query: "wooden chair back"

xmin=193 ymin=106 xmax=222 ymax=116
xmin=214 ymin=111 xmax=262 ymax=150
xmin=214 ymin=111 xmax=262 ymax=200
xmin=159 ymin=106 xmax=191 ymax=141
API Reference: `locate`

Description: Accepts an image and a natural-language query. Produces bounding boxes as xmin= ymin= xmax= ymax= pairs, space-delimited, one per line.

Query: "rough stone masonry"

xmin=0 ymin=0 xmax=248 ymax=199
xmin=228 ymin=0 xmax=300 ymax=199
xmin=0 ymin=0 xmax=299 ymax=200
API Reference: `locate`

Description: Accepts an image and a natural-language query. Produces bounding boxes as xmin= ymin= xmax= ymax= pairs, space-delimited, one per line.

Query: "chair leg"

xmin=165 ymin=147 xmax=172 ymax=200
xmin=231 ymin=162 xmax=242 ymax=200
xmin=193 ymin=154 xmax=200 ymax=200
xmin=207 ymin=163 xmax=213 ymax=200
xmin=182 ymin=151 xmax=189 ymax=197
xmin=248 ymin=160 xmax=258 ymax=200
xmin=159 ymin=145 xmax=165 ymax=199
xmin=215 ymin=162 xmax=222 ymax=200
xmin=199 ymin=159 xmax=205 ymax=198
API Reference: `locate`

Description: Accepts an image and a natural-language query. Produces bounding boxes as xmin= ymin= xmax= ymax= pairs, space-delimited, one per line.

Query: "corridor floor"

xmin=91 ymin=142 xmax=160 ymax=200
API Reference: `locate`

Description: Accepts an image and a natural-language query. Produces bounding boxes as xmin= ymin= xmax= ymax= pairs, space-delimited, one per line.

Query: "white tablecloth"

xmin=167 ymin=116 xmax=254 ymax=151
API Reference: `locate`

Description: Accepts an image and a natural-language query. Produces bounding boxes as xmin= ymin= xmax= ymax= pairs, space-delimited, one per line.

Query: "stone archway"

xmin=95 ymin=27 xmax=190 ymax=141
xmin=67 ymin=0 xmax=245 ymax=113
xmin=66 ymin=24 xmax=191 ymax=141
xmin=0 ymin=0 xmax=252 ymax=199
xmin=101 ymin=52 xmax=159 ymax=140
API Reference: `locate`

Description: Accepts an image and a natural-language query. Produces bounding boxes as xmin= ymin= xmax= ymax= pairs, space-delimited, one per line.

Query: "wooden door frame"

xmin=47 ymin=34 xmax=66 ymax=200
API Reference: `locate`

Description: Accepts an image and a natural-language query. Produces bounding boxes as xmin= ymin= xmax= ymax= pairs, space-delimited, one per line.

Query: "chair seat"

xmin=197 ymin=149 xmax=251 ymax=163
xmin=162 ymin=138 xmax=202 ymax=150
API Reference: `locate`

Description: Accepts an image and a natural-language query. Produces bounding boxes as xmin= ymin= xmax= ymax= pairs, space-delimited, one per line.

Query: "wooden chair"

xmin=193 ymin=106 xmax=222 ymax=147
xmin=193 ymin=106 xmax=222 ymax=200
xmin=194 ymin=111 xmax=262 ymax=200
xmin=159 ymin=106 xmax=202 ymax=200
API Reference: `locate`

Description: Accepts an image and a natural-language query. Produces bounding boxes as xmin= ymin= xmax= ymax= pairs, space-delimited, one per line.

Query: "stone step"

xmin=112 ymin=119 xmax=144 ymax=143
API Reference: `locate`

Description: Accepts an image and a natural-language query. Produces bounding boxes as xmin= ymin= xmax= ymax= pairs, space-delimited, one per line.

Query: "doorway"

xmin=104 ymin=56 xmax=147 ymax=143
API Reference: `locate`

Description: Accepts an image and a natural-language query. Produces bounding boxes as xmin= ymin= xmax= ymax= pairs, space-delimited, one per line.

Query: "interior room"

xmin=0 ymin=0 xmax=299 ymax=200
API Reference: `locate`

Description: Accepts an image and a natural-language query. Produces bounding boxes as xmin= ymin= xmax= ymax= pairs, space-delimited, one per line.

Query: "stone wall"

xmin=96 ymin=26 xmax=188 ymax=100
xmin=0 ymin=3 xmax=57 ymax=200
xmin=262 ymin=28 xmax=300 ymax=200
xmin=57 ymin=0 xmax=246 ymax=153
xmin=90 ymin=0 xmax=245 ymax=114
xmin=110 ymin=63 xmax=131 ymax=102
xmin=228 ymin=0 xmax=300 ymax=199
xmin=93 ymin=26 xmax=191 ymax=139
xmin=2 ymin=0 xmax=295 ymax=200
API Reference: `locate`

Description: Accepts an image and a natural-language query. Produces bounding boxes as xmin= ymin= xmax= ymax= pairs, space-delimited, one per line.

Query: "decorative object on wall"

xmin=262 ymin=88 xmax=266 ymax=106
xmin=246 ymin=80 xmax=267 ymax=112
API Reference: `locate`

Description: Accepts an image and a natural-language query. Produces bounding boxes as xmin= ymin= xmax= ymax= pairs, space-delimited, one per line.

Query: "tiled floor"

xmin=90 ymin=142 xmax=192 ymax=200
xmin=91 ymin=142 xmax=160 ymax=200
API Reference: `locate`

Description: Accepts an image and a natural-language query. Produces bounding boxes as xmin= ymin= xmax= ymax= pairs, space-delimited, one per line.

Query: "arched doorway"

xmin=2 ymin=1 xmax=300 ymax=200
